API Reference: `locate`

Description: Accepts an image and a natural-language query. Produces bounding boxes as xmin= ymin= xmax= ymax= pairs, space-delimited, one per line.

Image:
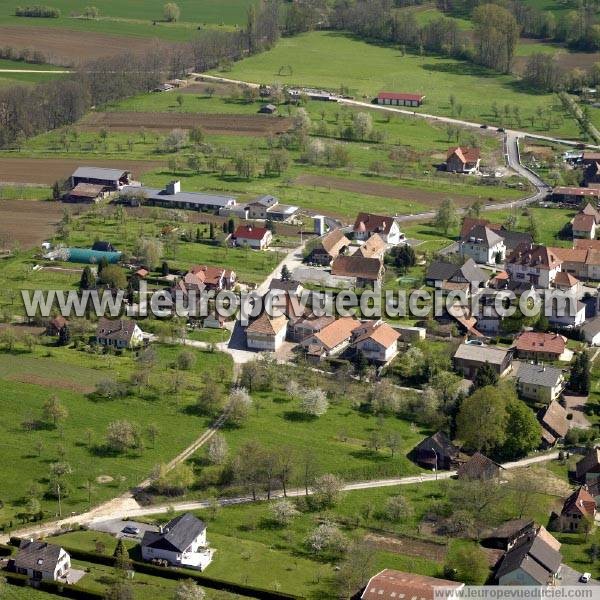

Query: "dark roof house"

xmin=457 ymin=452 xmax=502 ymax=481
xmin=142 ymin=513 xmax=207 ymax=554
xmin=409 ymin=431 xmax=459 ymax=471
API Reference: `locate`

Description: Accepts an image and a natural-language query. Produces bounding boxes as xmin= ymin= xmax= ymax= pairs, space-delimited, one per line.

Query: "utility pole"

xmin=431 ymin=448 xmax=438 ymax=481
xmin=57 ymin=483 xmax=62 ymax=518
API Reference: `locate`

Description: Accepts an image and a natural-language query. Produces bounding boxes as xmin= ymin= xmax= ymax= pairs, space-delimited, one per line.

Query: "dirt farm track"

xmin=81 ymin=112 xmax=293 ymax=136
xmin=0 ymin=158 xmax=165 ymax=185
xmin=0 ymin=26 xmax=156 ymax=65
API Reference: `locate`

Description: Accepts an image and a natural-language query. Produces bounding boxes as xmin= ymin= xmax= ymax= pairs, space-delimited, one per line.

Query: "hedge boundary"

xmin=10 ymin=536 xmax=304 ymax=600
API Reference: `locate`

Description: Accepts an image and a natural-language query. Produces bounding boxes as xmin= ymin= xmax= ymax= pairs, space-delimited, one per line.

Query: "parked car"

xmin=122 ymin=526 xmax=140 ymax=535
xmin=497 ymin=127 xmax=505 ymax=132
xmin=580 ymin=573 xmax=591 ymax=583
xmin=480 ymin=124 xmax=488 ymax=129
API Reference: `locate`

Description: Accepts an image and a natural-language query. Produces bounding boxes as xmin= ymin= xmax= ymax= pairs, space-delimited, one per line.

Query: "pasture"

xmin=0 ymin=342 xmax=232 ymax=525
xmin=216 ymin=31 xmax=580 ymax=138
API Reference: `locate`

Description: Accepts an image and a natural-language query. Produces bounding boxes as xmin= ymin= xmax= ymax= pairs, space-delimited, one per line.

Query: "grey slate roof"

xmin=122 ymin=185 xmax=235 ymax=208
xmin=454 ymin=343 xmax=509 ymax=366
xmin=142 ymin=513 xmax=206 ymax=553
xmin=516 ymin=362 xmax=563 ymax=388
xmin=582 ymin=316 xmax=600 ymax=339
xmin=14 ymin=541 xmax=64 ymax=572
xmin=426 ymin=261 xmax=458 ymax=281
xmin=72 ymin=166 xmax=127 ymax=180
xmin=496 ymin=535 xmax=561 ymax=584
xmin=464 ymin=224 xmax=504 ymax=247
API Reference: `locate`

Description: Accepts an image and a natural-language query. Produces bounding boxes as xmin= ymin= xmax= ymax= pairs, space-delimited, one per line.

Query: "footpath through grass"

xmin=0 ymin=341 xmax=232 ymax=525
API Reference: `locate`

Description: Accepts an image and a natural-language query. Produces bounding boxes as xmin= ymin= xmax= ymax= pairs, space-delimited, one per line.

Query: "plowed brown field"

xmin=295 ymin=174 xmax=487 ymax=208
xmin=0 ymin=199 xmax=65 ymax=248
xmin=0 ymin=158 xmax=164 ymax=185
xmin=0 ymin=26 xmax=156 ymax=65
xmin=80 ymin=111 xmax=293 ymax=135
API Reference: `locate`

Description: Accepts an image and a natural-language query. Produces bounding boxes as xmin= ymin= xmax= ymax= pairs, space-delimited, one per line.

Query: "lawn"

xmin=201 ymin=374 xmax=426 ymax=484
xmin=216 ymin=31 xmax=579 ymax=138
xmin=0 ymin=341 xmax=232 ymax=525
xmin=0 ymin=0 xmax=256 ymax=39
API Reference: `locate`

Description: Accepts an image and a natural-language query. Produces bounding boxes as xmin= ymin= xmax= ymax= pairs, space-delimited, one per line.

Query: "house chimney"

xmin=166 ymin=180 xmax=181 ymax=195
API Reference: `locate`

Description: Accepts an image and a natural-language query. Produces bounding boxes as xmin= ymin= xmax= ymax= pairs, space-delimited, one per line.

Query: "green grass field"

xmin=0 ymin=58 xmax=67 ymax=86
xmin=215 ymin=31 xmax=579 ymax=138
xmin=0 ymin=341 xmax=232 ymax=524
xmin=0 ymin=0 xmax=256 ymax=40
xmin=203 ymin=380 xmax=426 ymax=483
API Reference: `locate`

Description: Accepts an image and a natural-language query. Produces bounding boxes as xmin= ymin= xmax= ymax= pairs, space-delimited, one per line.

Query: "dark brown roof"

xmin=96 ymin=318 xmax=139 ymax=342
xmin=69 ymin=183 xmax=106 ymax=198
xmin=353 ymin=212 xmax=396 ymax=235
xmin=331 ymin=255 xmax=383 ymax=280
xmin=413 ymin=431 xmax=459 ymax=460
xmin=506 ymin=244 xmax=562 ymax=270
xmin=540 ymin=400 xmax=569 ymax=440
xmin=576 ymin=448 xmax=600 ymax=480
xmin=234 ymin=224 xmax=269 ymax=241
xmin=561 ymin=486 xmax=596 ymax=518
xmin=457 ymin=451 xmax=501 ymax=479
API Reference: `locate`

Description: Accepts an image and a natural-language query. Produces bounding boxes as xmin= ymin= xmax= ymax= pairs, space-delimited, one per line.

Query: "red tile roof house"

xmin=300 ymin=316 xmax=360 ymax=360
xmin=245 ymin=313 xmax=288 ymax=351
xmin=552 ymin=486 xmax=597 ymax=533
xmin=353 ymin=212 xmax=404 ymax=245
xmin=572 ymin=203 xmax=600 ymax=239
xmin=505 ymin=244 xmax=563 ymax=288
xmin=187 ymin=264 xmax=236 ymax=291
xmin=233 ymin=225 xmax=273 ymax=250
xmin=446 ymin=146 xmax=481 ymax=174
xmin=46 ymin=315 xmax=68 ymax=336
xmin=361 ymin=569 xmax=463 ymax=600
xmin=376 ymin=91 xmax=426 ymax=107
xmin=352 ymin=320 xmax=400 ymax=364
xmin=96 ymin=317 xmax=145 ymax=349
xmin=514 ymin=331 xmax=567 ymax=362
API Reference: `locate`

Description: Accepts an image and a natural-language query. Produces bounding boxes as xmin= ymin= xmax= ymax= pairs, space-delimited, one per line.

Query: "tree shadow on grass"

xmin=283 ymin=411 xmax=317 ymax=422
xmin=349 ymin=449 xmax=391 ymax=462
xmin=272 ymin=394 xmax=291 ymax=404
xmin=421 ymin=61 xmax=501 ymax=79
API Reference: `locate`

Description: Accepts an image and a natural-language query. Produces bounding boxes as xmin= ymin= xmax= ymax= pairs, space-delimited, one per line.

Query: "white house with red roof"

xmin=376 ymin=91 xmax=425 ymax=107
xmin=505 ymin=244 xmax=563 ymax=288
xmin=186 ymin=264 xmax=236 ymax=291
xmin=352 ymin=212 xmax=404 ymax=245
xmin=233 ymin=224 xmax=272 ymax=250
xmin=446 ymin=146 xmax=481 ymax=174
xmin=352 ymin=320 xmax=400 ymax=364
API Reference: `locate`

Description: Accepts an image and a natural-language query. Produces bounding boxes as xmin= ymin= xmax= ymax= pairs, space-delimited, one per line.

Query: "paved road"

xmin=0 ymin=69 xmax=72 ymax=74
xmin=196 ymin=73 xmax=600 ymax=151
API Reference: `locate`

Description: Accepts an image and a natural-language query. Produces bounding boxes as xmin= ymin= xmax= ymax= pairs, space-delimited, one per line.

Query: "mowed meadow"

xmin=0 ymin=342 xmax=232 ymax=525
xmin=0 ymin=0 xmax=256 ymax=44
xmin=217 ymin=31 xmax=580 ymax=138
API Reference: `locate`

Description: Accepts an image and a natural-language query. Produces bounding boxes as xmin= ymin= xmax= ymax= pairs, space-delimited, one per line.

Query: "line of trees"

xmin=15 ymin=5 xmax=60 ymax=18
xmin=0 ymin=1 xmax=281 ymax=149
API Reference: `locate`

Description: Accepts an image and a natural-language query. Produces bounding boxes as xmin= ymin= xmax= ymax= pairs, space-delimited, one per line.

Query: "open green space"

xmin=0 ymin=340 xmax=232 ymax=525
xmin=0 ymin=58 xmax=67 ymax=86
xmin=0 ymin=0 xmax=255 ymax=40
xmin=215 ymin=31 xmax=579 ymax=138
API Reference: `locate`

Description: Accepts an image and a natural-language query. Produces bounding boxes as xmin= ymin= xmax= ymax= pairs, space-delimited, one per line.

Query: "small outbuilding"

xmin=409 ymin=431 xmax=459 ymax=471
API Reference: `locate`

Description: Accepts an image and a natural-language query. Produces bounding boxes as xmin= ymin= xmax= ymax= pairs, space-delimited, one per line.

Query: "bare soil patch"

xmin=0 ymin=157 xmax=164 ymax=185
xmin=296 ymin=174 xmax=488 ymax=208
xmin=514 ymin=40 xmax=600 ymax=74
xmin=80 ymin=112 xmax=293 ymax=136
xmin=180 ymin=82 xmax=237 ymax=96
xmin=0 ymin=26 xmax=156 ymax=66
xmin=0 ymin=199 xmax=64 ymax=248
xmin=364 ymin=533 xmax=447 ymax=562
xmin=6 ymin=372 xmax=95 ymax=394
